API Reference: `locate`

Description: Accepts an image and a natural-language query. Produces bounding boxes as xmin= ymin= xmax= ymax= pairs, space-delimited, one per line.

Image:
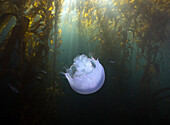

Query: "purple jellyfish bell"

xmin=64 ymin=54 xmax=105 ymax=94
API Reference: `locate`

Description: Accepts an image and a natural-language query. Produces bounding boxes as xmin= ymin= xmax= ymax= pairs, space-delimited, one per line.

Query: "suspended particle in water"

xmin=63 ymin=54 xmax=105 ymax=95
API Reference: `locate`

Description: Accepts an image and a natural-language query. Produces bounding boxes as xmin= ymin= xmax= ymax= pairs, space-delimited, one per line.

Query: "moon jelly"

xmin=64 ymin=54 xmax=105 ymax=94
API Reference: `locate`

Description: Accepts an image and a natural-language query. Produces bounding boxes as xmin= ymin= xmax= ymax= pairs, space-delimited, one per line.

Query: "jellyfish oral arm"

xmin=72 ymin=61 xmax=103 ymax=88
xmin=64 ymin=54 xmax=105 ymax=95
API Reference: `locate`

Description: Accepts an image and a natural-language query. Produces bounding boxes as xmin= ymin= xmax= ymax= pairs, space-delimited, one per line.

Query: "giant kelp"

xmin=132 ymin=0 xmax=169 ymax=91
xmin=0 ymin=0 xmax=170 ymax=124
xmin=67 ymin=0 xmax=170 ymax=92
xmin=66 ymin=0 xmax=134 ymax=85
xmin=63 ymin=0 xmax=170 ymax=124
xmin=0 ymin=0 xmax=64 ymax=124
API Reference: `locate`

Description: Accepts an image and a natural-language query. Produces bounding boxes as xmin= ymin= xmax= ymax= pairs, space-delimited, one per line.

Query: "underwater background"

xmin=0 ymin=0 xmax=170 ymax=124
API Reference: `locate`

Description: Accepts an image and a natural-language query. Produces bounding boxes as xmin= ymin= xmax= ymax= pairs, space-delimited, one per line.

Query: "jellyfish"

xmin=63 ymin=54 xmax=105 ymax=95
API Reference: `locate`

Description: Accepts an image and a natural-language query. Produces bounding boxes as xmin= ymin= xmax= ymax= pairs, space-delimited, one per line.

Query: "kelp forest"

xmin=0 ymin=0 xmax=170 ymax=125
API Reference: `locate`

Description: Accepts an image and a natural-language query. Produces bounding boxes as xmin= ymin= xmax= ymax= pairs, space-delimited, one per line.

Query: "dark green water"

xmin=0 ymin=0 xmax=170 ymax=125
xmin=54 ymin=14 xmax=170 ymax=124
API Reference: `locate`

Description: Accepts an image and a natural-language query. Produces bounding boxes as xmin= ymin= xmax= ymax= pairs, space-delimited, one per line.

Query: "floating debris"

xmin=109 ymin=60 xmax=116 ymax=63
xmin=8 ymin=83 xmax=19 ymax=94
xmin=41 ymin=70 xmax=47 ymax=74
xmin=36 ymin=76 xmax=42 ymax=80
